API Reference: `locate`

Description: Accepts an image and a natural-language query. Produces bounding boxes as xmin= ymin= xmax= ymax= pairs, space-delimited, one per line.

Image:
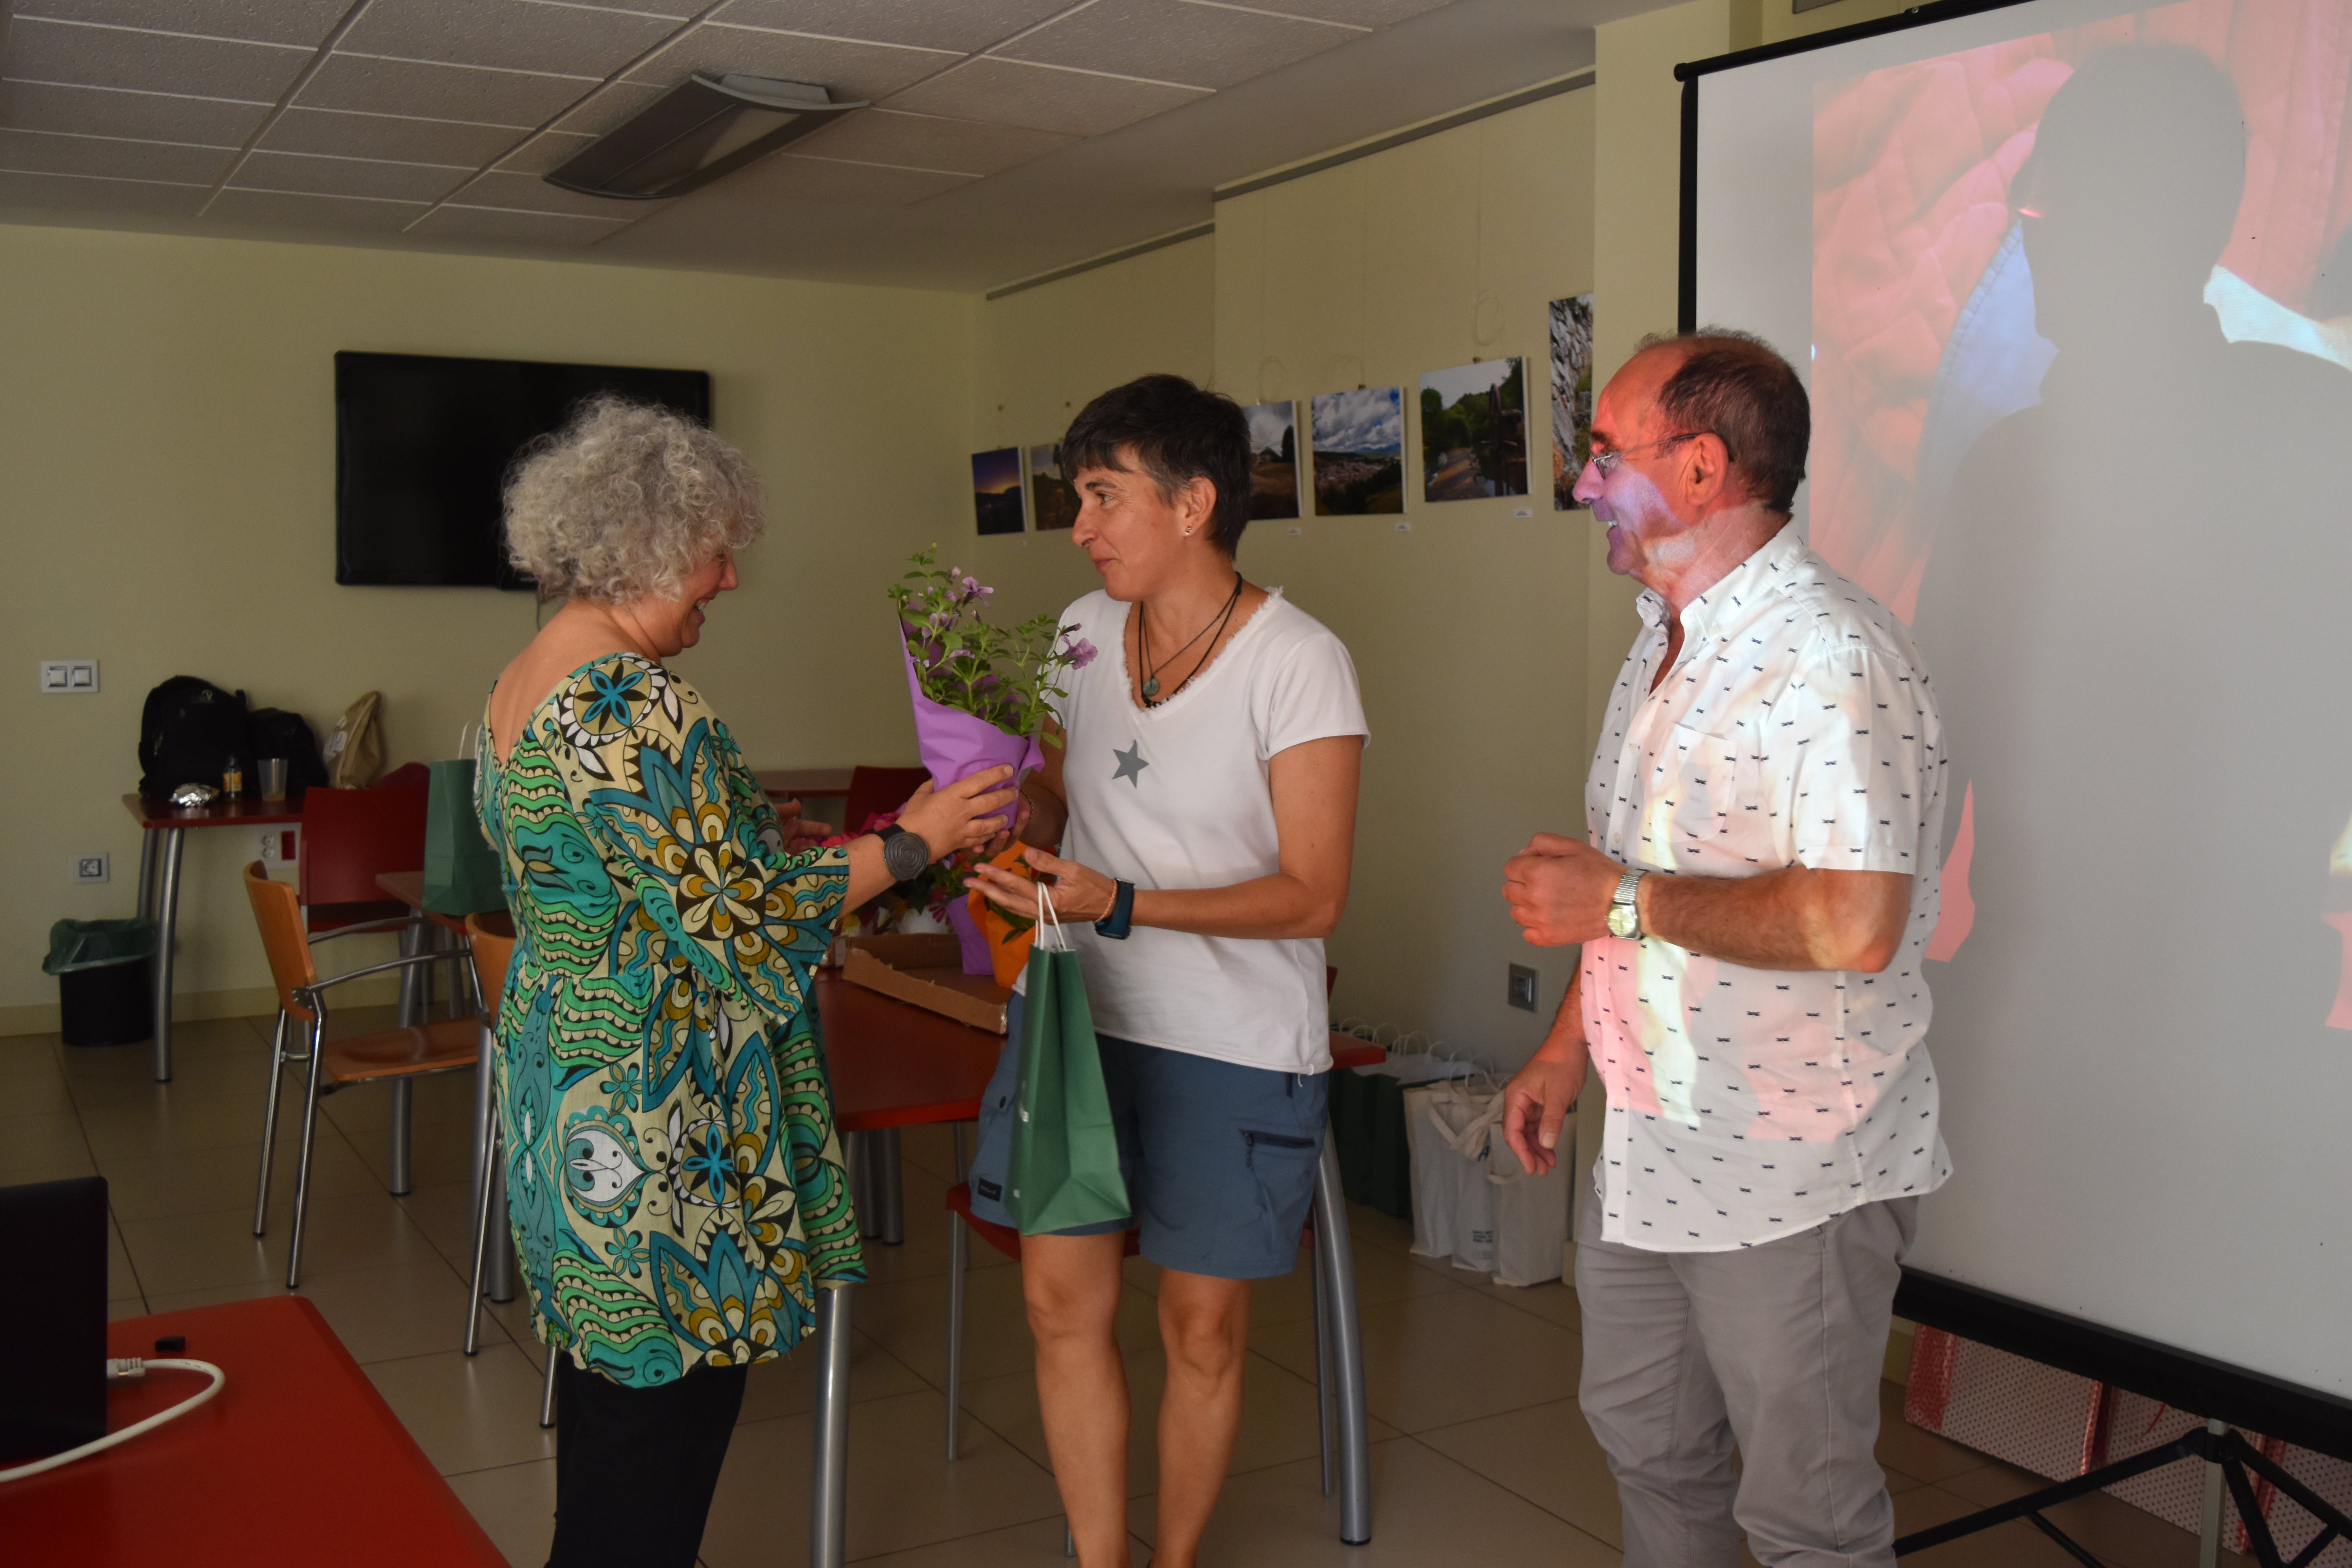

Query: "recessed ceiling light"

xmin=547 ymin=75 xmax=867 ymax=201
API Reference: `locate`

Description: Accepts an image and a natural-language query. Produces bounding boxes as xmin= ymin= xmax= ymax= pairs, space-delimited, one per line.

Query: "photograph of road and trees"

xmin=971 ymin=446 xmax=1024 ymax=534
xmin=1309 ymin=387 xmax=1405 ymax=515
xmin=1029 ymin=443 xmax=1079 ymax=530
xmin=1419 ymin=358 xmax=1529 ymax=502
xmin=1244 ymin=400 xmax=1301 ymax=519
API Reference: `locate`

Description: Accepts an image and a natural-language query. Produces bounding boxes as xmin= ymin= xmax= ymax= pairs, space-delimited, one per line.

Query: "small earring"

xmin=1183 ymin=527 xmax=1193 ymax=537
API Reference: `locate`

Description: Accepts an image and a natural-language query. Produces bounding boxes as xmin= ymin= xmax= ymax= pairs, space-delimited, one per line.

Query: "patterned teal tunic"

xmin=475 ymin=652 xmax=862 ymax=1387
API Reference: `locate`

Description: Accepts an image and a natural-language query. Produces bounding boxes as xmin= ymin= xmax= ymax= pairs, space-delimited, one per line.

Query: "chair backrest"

xmin=243 ymin=862 xmax=319 ymax=1022
xmin=842 ymin=766 xmax=933 ymax=836
xmin=300 ymin=785 xmax=428 ymax=909
xmin=465 ymin=911 xmax=516 ymax=1019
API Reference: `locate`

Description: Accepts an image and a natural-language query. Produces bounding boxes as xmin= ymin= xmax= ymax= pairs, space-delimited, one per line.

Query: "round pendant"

xmin=1141 ymin=677 xmax=1160 ymax=697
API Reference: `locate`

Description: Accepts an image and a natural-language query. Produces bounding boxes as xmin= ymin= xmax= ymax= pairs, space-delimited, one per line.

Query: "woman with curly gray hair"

xmin=478 ymin=397 xmax=1014 ymax=1568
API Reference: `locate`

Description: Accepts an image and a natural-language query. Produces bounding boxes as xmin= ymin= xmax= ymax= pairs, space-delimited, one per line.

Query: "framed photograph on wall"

xmin=971 ymin=447 xmax=1024 ymax=535
xmin=1029 ymin=444 xmax=1079 ymax=530
xmin=1418 ymin=358 xmax=1529 ymax=502
xmin=1242 ymin=400 xmax=1301 ymax=519
xmin=1308 ymin=388 xmax=1404 ymax=515
xmin=1550 ymin=294 xmax=1595 ymax=510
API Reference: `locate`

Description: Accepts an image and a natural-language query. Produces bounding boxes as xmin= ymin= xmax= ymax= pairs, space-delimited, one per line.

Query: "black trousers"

xmin=546 ymin=1354 xmax=750 ymax=1568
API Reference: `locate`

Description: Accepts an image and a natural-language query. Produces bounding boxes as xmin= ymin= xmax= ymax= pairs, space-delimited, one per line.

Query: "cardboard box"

xmin=841 ymin=934 xmax=1011 ymax=1034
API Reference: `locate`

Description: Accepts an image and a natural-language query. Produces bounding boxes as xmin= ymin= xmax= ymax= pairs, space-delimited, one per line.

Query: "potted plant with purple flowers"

xmin=889 ymin=546 xmax=1096 ymax=970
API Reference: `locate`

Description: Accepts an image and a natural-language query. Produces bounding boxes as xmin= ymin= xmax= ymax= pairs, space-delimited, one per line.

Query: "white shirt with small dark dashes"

xmin=1580 ymin=525 xmax=1952 ymax=1251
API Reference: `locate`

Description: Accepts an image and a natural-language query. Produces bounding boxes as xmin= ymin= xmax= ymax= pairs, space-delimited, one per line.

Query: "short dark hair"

xmin=1634 ymin=328 xmax=1809 ymax=515
xmin=1060 ymin=374 xmax=1252 ymax=554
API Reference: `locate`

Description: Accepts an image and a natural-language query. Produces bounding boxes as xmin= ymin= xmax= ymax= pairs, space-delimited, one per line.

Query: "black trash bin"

xmin=44 ymin=919 xmax=158 ymax=1047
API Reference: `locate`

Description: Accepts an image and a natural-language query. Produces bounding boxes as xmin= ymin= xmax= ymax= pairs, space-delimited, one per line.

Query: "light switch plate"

xmin=74 ymin=853 xmax=109 ymax=884
xmin=1508 ymin=964 xmax=1539 ymax=1012
xmin=39 ymin=660 xmax=99 ymax=693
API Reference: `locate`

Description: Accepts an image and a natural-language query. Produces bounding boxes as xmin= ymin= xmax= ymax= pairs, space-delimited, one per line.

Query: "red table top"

xmin=122 ymin=791 xmax=305 ymax=829
xmin=5 ymin=1296 xmax=504 ymax=1566
xmin=815 ymin=969 xmax=1386 ymax=1132
xmin=375 ymin=870 xmax=485 ymax=936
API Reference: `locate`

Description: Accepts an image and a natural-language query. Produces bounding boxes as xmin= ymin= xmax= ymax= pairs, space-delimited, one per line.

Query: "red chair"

xmin=299 ymin=784 xmax=427 ymax=935
xmin=842 ymin=765 xmax=932 ymax=836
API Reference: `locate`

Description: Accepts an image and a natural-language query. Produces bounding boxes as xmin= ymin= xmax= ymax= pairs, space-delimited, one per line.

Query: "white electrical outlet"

xmin=39 ymin=660 xmax=100 ymax=693
xmin=74 ymin=853 xmax=109 ymax=884
xmin=259 ymin=828 xmax=299 ymax=865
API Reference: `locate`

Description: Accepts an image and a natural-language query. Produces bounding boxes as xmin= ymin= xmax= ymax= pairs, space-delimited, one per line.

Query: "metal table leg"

xmin=136 ymin=828 xmax=157 ymax=923
xmin=811 ymin=1283 xmax=855 ymax=1568
xmin=151 ymin=827 xmax=185 ymax=1083
xmin=875 ymin=1126 xmax=904 ymax=1245
xmin=1313 ymin=1134 xmax=1372 ymax=1545
xmin=388 ymin=916 xmax=425 ymax=1194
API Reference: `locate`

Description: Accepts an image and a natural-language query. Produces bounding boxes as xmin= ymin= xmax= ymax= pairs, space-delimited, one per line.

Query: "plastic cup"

xmin=258 ymin=758 xmax=289 ymax=800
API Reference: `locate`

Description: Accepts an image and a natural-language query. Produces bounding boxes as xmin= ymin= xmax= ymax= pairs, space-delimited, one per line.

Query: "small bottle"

xmin=223 ymin=755 xmax=245 ymax=797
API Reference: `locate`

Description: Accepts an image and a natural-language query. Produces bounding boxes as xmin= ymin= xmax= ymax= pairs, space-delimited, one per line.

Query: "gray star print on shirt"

xmin=1112 ymin=742 xmax=1149 ymax=785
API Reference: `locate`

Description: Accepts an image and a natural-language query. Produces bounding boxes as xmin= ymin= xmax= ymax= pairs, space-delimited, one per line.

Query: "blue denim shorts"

xmin=967 ymin=991 xmax=1330 ymax=1280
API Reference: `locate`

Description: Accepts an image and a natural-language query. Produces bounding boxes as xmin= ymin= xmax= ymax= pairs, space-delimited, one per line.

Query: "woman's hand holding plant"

xmin=969 ymin=845 xmax=1119 ymax=924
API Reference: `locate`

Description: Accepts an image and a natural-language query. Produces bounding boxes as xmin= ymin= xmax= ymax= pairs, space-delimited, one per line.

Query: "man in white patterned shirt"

xmin=1501 ymin=330 xmax=1950 ymax=1568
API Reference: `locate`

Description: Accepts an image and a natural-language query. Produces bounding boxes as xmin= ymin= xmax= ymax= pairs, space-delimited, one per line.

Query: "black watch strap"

xmin=1094 ymin=880 xmax=1136 ymax=940
xmin=876 ymin=823 xmax=930 ymax=883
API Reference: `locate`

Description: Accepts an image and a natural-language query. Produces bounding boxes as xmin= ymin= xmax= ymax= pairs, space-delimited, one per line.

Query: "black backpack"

xmin=248 ymin=707 xmax=328 ymax=794
xmin=138 ymin=677 xmax=252 ymax=798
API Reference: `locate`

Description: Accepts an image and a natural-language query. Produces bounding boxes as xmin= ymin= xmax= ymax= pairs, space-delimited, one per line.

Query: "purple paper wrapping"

xmin=944 ymin=897 xmax=995 ymax=976
xmin=900 ymin=635 xmax=1044 ymax=827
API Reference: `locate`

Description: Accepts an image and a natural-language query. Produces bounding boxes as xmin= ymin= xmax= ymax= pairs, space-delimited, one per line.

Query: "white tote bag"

xmin=1406 ymin=1081 xmax=1503 ymax=1273
xmin=1485 ymin=1118 xmax=1573 ymax=1287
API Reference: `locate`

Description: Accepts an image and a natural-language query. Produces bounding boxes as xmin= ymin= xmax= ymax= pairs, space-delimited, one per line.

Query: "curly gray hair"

xmin=502 ymin=396 xmax=763 ymax=605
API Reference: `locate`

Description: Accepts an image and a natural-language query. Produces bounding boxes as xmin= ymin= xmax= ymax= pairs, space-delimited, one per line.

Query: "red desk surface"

xmin=122 ymin=791 xmax=305 ymax=830
xmin=4 ymin=1296 xmax=503 ymax=1567
xmin=376 ymin=869 xmax=488 ymax=936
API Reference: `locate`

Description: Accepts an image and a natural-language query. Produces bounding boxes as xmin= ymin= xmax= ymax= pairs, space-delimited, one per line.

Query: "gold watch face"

xmin=1606 ymin=902 xmax=1638 ymax=939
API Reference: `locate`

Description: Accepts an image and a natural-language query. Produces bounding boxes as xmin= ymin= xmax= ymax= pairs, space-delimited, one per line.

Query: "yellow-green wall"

xmin=1 ymin=225 xmax=972 ymax=1029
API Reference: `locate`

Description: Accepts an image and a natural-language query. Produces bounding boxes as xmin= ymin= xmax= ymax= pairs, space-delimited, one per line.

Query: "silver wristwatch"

xmin=876 ymin=823 xmax=930 ymax=882
xmin=1606 ymin=867 xmax=1647 ymax=940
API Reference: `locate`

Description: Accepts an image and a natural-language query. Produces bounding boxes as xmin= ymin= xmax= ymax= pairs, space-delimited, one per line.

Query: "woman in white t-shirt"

xmin=969 ymin=375 xmax=1367 ymax=1568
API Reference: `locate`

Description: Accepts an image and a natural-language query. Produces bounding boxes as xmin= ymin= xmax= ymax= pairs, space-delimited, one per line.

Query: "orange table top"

xmin=5 ymin=1296 xmax=504 ymax=1566
xmin=122 ymin=791 xmax=304 ymax=829
xmin=818 ymin=969 xmax=1003 ymax=1132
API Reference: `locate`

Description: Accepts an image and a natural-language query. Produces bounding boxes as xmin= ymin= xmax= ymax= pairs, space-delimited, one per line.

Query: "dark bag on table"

xmin=248 ymin=707 xmax=328 ymax=794
xmin=138 ymin=676 xmax=251 ymax=798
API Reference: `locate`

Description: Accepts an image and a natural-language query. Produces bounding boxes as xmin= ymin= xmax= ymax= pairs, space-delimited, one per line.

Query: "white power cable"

xmin=0 ymin=1358 xmax=226 ymax=1484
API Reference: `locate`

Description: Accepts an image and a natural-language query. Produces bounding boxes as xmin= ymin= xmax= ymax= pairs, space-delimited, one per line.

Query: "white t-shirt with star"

xmin=1045 ymin=586 xmax=1367 ymax=1074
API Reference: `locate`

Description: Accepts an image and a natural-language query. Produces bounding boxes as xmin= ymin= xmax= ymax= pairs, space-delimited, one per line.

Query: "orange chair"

xmin=459 ymin=911 xmax=561 ymax=1427
xmin=243 ymin=862 xmax=480 ymax=1287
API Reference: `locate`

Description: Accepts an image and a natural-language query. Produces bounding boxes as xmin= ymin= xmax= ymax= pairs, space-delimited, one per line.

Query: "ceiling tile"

xmin=496 ymin=130 xmax=599 ymax=174
xmin=336 ymin=0 xmax=684 ymax=80
xmin=722 ymin=151 xmax=973 ymax=206
xmin=260 ymin=106 xmax=526 ymax=166
xmin=625 ymin=21 xmax=955 ymax=103
xmin=998 ymin=0 xmax=1357 ymax=90
xmin=205 ymin=186 xmax=430 ymax=230
xmin=551 ymin=80 xmax=666 ymax=136
xmin=882 ymin=58 xmax=1206 ymax=138
xmin=448 ymin=167 xmax=659 ymax=218
xmin=5 ymin=16 xmax=313 ymax=102
xmin=230 ymin=148 xmax=471 ymax=203
xmin=1223 ymin=0 xmax=1447 ymax=22
xmin=710 ymin=0 xmax=1075 ymax=54
xmin=411 ymin=203 xmax=629 ymax=245
xmin=0 ymin=79 xmax=266 ymax=146
xmin=296 ymin=51 xmax=590 ymax=127
xmin=14 ymin=0 xmax=352 ymax=48
xmin=790 ymin=108 xmax=1070 ymax=178
xmin=0 ymin=125 xmax=233 ymax=183
xmin=0 ymin=166 xmax=208 ymax=214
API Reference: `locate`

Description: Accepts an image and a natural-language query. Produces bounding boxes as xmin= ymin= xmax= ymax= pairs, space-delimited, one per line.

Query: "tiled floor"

xmin=5 ymin=1015 xmax=2231 ymax=1568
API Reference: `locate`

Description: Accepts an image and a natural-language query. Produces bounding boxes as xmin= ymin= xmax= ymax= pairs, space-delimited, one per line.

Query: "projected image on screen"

xmin=1680 ymin=0 xmax=2352 ymax=1398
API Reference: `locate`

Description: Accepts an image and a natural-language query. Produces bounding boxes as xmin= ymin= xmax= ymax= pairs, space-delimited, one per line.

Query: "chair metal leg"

xmin=811 ymin=1284 xmax=855 ymax=1568
xmin=945 ymin=1214 xmax=968 ymax=1460
xmin=1063 ymin=1521 xmax=1075 ymax=1558
xmin=1313 ymin=1133 xmax=1371 ymax=1545
xmin=951 ymin=1121 xmax=968 ymax=1184
xmin=253 ymin=1010 xmax=291 ymax=1238
xmin=397 ymin=914 xmax=424 ymax=1028
xmin=1313 ymin=1216 xmax=1336 ymax=1498
xmin=466 ymin=1121 xmax=502 ymax=1357
xmin=152 ymin=827 xmax=184 ymax=1082
xmin=286 ymin=1018 xmax=328 ymax=1290
xmin=540 ymin=1339 xmax=559 ymax=1428
xmin=388 ymin=1078 xmax=414 ymax=1196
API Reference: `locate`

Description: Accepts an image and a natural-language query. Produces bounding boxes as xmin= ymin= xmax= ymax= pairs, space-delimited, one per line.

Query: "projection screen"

xmin=1688 ymin=0 xmax=2352 ymax=1403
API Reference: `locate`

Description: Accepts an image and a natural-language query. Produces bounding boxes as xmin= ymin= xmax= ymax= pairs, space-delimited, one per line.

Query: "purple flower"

xmin=1063 ymin=637 xmax=1099 ymax=670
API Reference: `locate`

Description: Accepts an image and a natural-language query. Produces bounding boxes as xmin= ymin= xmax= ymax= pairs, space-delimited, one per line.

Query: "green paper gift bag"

xmin=1005 ymin=888 xmax=1131 ymax=1236
xmin=422 ymin=740 xmax=505 ymax=918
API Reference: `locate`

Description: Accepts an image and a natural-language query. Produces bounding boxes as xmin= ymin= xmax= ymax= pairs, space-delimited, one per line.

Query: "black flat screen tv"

xmin=334 ymin=350 xmax=712 ymax=588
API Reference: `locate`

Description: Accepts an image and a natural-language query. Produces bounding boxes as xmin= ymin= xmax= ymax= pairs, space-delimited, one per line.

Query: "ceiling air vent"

xmin=546 ymin=75 xmax=866 ymax=201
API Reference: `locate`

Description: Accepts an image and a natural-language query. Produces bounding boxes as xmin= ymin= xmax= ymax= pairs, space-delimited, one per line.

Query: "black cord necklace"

xmin=1138 ymin=572 xmax=1244 ymax=705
